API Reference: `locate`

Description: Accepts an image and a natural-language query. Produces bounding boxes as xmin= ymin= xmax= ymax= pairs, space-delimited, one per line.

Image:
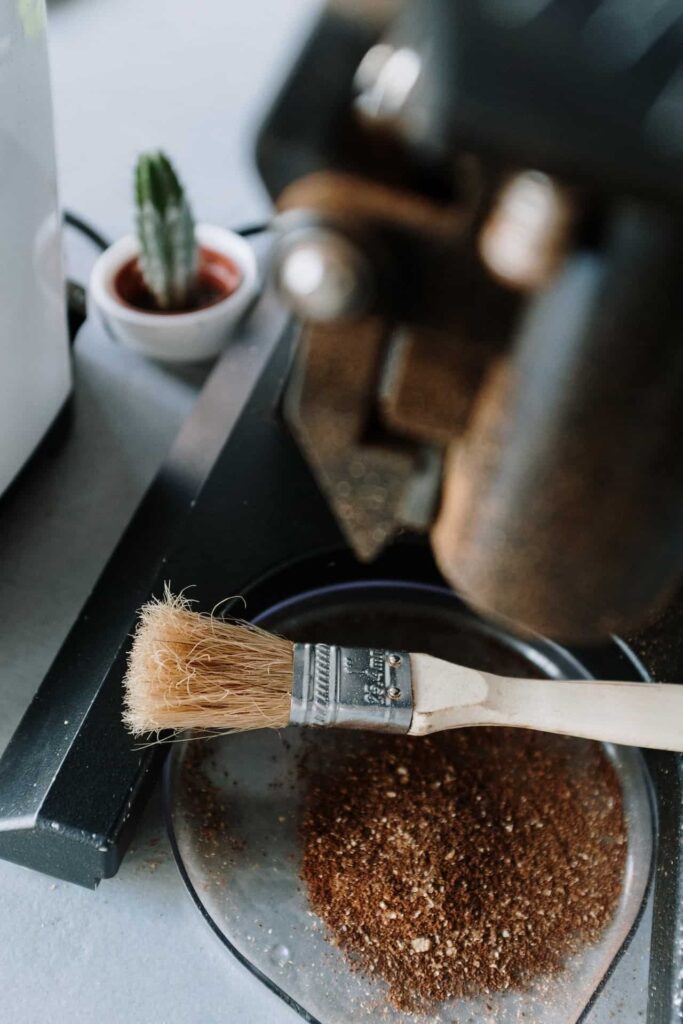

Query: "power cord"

xmin=62 ymin=210 xmax=110 ymax=342
xmin=64 ymin=209 xmax=269 ymax=250
xmin=234 ymin=221 xmax=271 ymax=238
xmin=63 ymin=210 xmax=111 ymax=253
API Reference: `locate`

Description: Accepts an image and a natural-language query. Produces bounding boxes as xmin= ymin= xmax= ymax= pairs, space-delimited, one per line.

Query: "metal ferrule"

xmin=290 ymin=644 xmax=413 ymax=733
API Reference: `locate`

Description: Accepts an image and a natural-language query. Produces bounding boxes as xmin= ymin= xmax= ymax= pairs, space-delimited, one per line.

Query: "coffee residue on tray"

xmin=300 ymin=728 xmax=626 ymax=1013
xmin=181 ymin=743 xmax=245 ymax=868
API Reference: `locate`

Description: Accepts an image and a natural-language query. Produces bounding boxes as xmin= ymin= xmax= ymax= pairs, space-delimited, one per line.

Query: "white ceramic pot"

xmin=89 ymin=223 xmax=259 ymax=363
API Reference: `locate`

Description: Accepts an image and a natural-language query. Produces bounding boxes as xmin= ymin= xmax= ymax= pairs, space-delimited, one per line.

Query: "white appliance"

xmin=0 ymin=0 xmax=70 ymax=494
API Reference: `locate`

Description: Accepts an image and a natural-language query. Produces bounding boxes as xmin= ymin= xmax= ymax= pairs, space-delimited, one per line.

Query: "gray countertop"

xmin=0 ymin=2 xmax=654 ymax=1020
xmin=0 ymin=315 xmax=300 ymax=1024
xmin=1 ymin=1 xmax=315 ymax=1020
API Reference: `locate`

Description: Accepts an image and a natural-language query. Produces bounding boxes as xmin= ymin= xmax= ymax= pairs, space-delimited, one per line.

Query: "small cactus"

xmin=134 ymin=151 xmax=199 ymax=310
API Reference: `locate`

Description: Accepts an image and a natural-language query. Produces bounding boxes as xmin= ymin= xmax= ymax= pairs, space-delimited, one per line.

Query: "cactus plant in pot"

xmin=90 ymin=152 xmax=258 ymax=362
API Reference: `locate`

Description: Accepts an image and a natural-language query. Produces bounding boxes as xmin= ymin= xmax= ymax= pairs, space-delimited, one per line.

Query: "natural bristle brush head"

xmin=122 ymin=589 xmax=293 ymax=737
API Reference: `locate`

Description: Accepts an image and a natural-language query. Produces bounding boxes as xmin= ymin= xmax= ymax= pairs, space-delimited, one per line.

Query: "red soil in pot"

xmin=114 ymin=246 xmax=242 ymax=314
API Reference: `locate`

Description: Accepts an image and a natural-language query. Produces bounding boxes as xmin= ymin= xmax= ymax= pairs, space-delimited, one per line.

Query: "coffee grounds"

xmin=181 ymin=742 xmax=245 ymax=866
xmin=300 ymin=728 xmax=625 ymax=1013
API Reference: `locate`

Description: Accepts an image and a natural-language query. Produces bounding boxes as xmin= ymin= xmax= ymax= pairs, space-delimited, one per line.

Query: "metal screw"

xmin=387 ymin=653 xmax=402 ymax=668
xmin=276 ymin=228 xmax=373 ymax=322
xmin=354 ymin=44 xmax=422 ymax=120
xmin=388 ymin=685 xmax=402 ymax=701
xmin=478 ymin=171 xmax=574 ymax=290
xmin=354 ymin=43 xmax=394 ymax=95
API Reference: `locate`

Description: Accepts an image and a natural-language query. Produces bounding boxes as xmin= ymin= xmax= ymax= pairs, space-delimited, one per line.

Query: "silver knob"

xmin=275 ymin=228 xmax=374 ymax=322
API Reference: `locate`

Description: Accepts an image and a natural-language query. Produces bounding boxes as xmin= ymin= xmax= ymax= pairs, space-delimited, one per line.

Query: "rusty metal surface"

xmin=285 ymin=317 xmax=386 ymax=450
xmin=432 ymin=203 xmax=683 ymax=641
xmin=277 ymin=168 xmax=520 ymax=564
xmin=281 ymin=184 xmax=683 ymax=643
xmin=379 ymin=327 xmax=490 ymax=445
xmin=278 ymin=168 xmax=519 ymax=563
xmin=285 ymin=319 xmax=421 ymax=560
xmin=284 ymin=316 xmax=496 ymax=561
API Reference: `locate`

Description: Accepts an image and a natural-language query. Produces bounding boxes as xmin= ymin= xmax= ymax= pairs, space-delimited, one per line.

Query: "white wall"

xmin=47 ymin=0 xmax=322 ymax=240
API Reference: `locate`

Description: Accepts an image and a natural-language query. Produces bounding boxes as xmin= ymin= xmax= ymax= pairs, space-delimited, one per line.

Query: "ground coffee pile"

xmin=300 ymin=728 xmax=626 ymax=1012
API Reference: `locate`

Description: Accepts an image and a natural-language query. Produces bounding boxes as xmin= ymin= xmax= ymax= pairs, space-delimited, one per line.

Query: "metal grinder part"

xmin=291 ymin=643 xmax=413 ymax=732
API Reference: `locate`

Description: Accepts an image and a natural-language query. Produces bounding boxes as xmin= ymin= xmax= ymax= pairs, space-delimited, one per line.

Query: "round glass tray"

xmin=164 ymin=581 xmax=654 ymax=1024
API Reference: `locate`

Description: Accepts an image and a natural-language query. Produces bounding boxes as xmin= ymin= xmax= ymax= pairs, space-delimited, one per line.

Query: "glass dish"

xmin=164 ymin=581 xmax=654 ymax=1024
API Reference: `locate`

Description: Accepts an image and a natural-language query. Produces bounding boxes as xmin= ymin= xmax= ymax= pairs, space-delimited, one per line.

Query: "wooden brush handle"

xmin=408 ymin=653 xmax=683 ymax=751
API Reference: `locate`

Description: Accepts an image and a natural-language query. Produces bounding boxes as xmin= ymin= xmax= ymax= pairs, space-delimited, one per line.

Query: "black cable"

xmin=65 ymin=209 xmax=269 ymax=248
xmin=233 ymin=221 xmax=271 ymax=238
xmin=63 ymin=210 xmax=111 ymax=253
xmin=62 ymin=211 xmax=110 ymax=343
